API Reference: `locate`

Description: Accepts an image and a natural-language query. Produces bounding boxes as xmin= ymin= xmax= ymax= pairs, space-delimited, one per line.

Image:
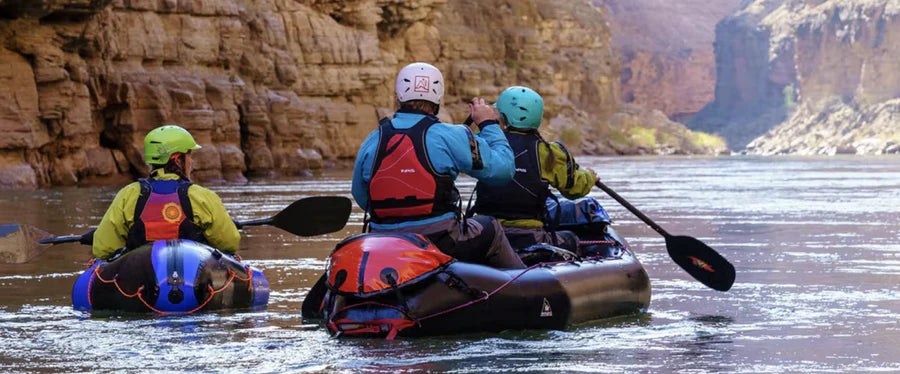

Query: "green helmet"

xmin=144 ymin=125 xmax=201 ymax=165
xmin=496 ymin=86 xmax=544 ymax=129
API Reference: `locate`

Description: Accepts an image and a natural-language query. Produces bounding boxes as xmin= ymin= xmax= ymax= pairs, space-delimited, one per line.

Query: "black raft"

xmin=312 ymin=199 xmax=651 ymax=338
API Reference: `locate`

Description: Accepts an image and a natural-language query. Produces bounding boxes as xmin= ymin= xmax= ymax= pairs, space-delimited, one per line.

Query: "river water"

xmin=0 ymin=156 xmax=898 ymax=373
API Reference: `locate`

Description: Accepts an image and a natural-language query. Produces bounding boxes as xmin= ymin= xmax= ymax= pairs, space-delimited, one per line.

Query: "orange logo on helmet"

xmin=688 ymin=256 xmax=715 ymax=273
xmin=414 ymin=76 xmax=430 ymax=92
xmin=162 ymin=202 xmax=183 ymax=223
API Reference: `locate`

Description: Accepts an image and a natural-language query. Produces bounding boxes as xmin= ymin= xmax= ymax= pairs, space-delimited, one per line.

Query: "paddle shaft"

xmin=36 ymin=195 xmax=351 ymax=246
xmin=594 ymin=181 xmax=671 ymax=237
xmin=233 ymin=217 xmax=273 ymax=228
xmin=40 ymin=234 xmax=85 ymax=245
xmin=41 ymin=217 xmax=278 ymax=246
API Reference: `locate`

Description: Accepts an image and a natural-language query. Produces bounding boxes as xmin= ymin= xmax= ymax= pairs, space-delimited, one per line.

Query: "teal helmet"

xmin=144 ymin=125 xmax=201 ymax=165
xmin=496 ymin=86 xmax=544 ymax=129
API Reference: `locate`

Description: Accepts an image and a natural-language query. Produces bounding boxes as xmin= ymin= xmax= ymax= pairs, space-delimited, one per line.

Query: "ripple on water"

xmin=3 ymin=158 xmax=900 ymax=371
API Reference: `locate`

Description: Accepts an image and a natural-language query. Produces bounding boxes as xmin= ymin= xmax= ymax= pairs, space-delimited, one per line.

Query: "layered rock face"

xmin=0 ymin=0 xmax=396 ymax=188
xmin=598 ymin=0 xmax=743 ymax=120
xmin=691 ymin=0 xmax=900 ymax=154
xmin=0 ymin=0 xmax=723 ymax=188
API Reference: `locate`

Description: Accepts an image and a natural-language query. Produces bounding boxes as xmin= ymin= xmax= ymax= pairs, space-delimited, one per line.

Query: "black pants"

xmin=371 ymin=216 xmax=526 ymax=269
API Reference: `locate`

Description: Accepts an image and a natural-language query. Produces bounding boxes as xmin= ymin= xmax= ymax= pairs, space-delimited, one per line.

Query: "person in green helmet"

xmin=92 ymin=125 xmax=240 ymax=260
xmin=473 ymin=86 xmax=598 ymax=250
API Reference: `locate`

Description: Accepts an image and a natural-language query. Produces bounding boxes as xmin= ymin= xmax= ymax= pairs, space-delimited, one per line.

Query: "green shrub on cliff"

xmin=784 ymin=84 xmax=797 ymax=111
xmin=629 ymin=127 xmax=657 ymax=149
xmin=690 ymin=131 xmax=727 ymax=151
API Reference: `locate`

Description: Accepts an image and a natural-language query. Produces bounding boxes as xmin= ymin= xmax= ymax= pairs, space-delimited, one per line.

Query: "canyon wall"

xmin=0 ymin=0 xmax=723 ymax=188
xmin=598 ymin=0 xmax=743 ymax=121
xmin=691 ymin=0 xmax=900 ymax=154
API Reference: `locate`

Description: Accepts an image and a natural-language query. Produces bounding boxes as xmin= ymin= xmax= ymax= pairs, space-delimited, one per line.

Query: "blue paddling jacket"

xmin=352 ymin=108 xmax=515 ymax=230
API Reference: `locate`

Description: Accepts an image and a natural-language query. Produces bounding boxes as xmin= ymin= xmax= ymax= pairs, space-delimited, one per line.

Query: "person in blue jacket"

xmin=352 ymin=62 xmax=525 ymax=269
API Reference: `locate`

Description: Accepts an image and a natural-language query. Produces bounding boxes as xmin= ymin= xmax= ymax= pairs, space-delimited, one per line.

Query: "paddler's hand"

xmin=468 ymin=97 xmax=500 ymax=131
xmin=587 ymin=168 xmax=600 ymax=184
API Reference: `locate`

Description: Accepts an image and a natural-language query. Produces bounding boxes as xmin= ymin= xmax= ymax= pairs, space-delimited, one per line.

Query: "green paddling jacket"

xmin=92 ymin=170 xmax=240 ymax=260
xmin=483 ymin=129 xmax=597 ymax=229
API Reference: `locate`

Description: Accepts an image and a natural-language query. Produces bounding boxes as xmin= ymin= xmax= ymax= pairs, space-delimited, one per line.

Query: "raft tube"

xmin=72 ymin=239 xmax=269 ymax=314
xmin=322 ymin=227 xmax=651 ymax=338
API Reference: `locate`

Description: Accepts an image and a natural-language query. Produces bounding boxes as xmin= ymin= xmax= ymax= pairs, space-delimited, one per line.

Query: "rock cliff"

xmin=598 ymin=0 xmax=743 ymax=120
xmin=691 ymin=0 xmax=900 ymax=154
xmin=0 ymin=0 xmax=723 ymax=188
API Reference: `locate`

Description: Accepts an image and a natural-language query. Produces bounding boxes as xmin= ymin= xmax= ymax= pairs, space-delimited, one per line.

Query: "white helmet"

xmin=395 ymin=62 xmax=444 ymax=105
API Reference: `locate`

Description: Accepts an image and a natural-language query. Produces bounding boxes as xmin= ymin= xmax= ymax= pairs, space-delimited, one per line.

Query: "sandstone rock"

xmin=693 ymin=0 xmax=900 ymax=154
xmin=0 ymin=162 xmax=38 ymax=189
xmin=191 ymin=169 xmax=223 ymax=183
xmin=191 ymin=143 xmax=221 ymax=172
xmin=0 ymin=48 xmax=49 ymax=150
xmin=600 ymin=0 xmax=743 ymax=119
xmin=297 ymin=148 xmax=325 ymax=170
xmin=49 ymin=157 xmax=80 ymax=186
xmin=0 ymin=0 xmax=720 ymax=189
xmin=218 ymin=144 xmax=246 ymax=172
xmin=246 ymin=146 xmax=274 ymax=174
xmin=112 ymin=149 xmax=131 ymax=173
xmin=746 ymin=99 xmax=900 ymax=155
xmin=84 ymin=147 xmax=117 ymax=176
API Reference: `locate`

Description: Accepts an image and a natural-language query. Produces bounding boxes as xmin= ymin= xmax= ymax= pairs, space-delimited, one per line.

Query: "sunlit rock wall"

xmin=0 ymin=0 xmax=723 ymax=188
xmin=691 ymin=0 xmax=900 ymax=154
xmin=598 ymin=0 xmax=743 ymax=121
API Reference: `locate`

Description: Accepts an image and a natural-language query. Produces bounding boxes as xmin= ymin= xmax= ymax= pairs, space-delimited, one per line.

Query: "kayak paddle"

xmin=232 ymin=196 xmax=352 ymax=237
xmin=301 ymin=274 xmax=330 ymax=319
xmin=1 ymin=196 xmax=352 ymax=263
xmin=595 ymin=181 xmax=735 ymax=292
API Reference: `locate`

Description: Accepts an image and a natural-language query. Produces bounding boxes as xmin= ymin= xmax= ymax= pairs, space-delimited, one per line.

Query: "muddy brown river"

xmin=1 ymin=156 xmax=898 ymax=372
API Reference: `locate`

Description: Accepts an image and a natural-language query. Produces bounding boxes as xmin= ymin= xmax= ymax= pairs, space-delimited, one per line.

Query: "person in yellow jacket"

xmin=92 ymin=125 xmax=240 ymax=260
xmin=473 ymin=86 xmax=598 ymax=250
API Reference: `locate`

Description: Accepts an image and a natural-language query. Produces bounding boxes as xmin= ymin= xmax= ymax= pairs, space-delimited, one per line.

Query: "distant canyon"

xmin=0 ymin=0 xmax=896 ymax=188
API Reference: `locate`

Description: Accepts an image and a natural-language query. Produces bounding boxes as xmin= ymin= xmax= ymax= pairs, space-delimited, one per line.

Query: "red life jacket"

xmin=126 ymin=178 xmax=205 ymax=249
xmin=367 ymin=116 xmax=458 ymax=224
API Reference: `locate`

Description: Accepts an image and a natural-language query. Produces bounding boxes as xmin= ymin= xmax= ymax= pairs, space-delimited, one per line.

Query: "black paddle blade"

xmin=301 ymin=274 xmax=329 ymax=320
xmin=272 ymin=196 xmax=351 ymax=236
xmin=665 ymin=235 xmax=735 ymax=292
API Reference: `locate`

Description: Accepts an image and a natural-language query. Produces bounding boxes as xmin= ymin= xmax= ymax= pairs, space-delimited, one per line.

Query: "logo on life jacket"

xmin=540 ymin=298 xmax=553 ymax=317
xmin=515 ymin=168 xmax=527 ymax=173
xmin=414 ymin=76 xmax=430 ymax=92
xmin=161 ymin=202 xmax=184 ymax=223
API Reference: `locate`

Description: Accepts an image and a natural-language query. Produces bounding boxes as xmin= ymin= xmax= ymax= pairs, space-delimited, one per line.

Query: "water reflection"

xmin=1 ymin=157 xmax=900 ymax=371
